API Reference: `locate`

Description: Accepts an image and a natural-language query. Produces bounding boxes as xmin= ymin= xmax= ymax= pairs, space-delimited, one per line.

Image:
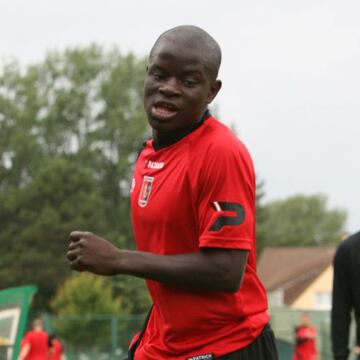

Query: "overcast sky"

xmin=1 ymin=0 xmax=359 ymax=233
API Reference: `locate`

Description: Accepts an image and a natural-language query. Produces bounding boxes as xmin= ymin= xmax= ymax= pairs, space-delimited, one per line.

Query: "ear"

xmin=206 ymin=80 xmax=222 ymax=104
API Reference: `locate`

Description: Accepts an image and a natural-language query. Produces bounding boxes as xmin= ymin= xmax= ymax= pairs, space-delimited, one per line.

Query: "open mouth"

xmin=152 ymin=101 xmax=178 ymax=119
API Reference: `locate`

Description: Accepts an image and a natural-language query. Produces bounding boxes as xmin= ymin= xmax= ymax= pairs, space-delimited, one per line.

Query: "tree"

xmin=258 ymin=193 xmax=347 ymax=251
xmin=0 ymin=157 xmax=109 ymax=310
xmin=255 ymin=178 xmax=268 ymax=254
xmin=0 ymin=45 xmax=150 ymax=312
xmin=50 ymin=273 xmax=123 ymax=350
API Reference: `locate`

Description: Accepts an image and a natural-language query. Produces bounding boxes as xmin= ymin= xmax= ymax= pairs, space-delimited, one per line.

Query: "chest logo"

xmin=147 ymin=161 xmax=164 ymax=169
xmin=138 ymin=176 xmax=154 ymax=207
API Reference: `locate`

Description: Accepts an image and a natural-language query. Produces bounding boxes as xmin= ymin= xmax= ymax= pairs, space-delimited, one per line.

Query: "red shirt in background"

xmin=49 ymin=339 xmax=63 ymax=360
xmin=22 ymin=330 xmax=49 ymax=360
xmin=292 ymin=325 xmax=318 ymax=360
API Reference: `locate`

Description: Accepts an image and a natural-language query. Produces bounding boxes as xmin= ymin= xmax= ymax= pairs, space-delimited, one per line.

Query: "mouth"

xmin=151 ymin=101 xmax=179 ymax=120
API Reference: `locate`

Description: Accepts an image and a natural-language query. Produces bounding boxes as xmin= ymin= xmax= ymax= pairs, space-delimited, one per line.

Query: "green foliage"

xmin=112 ymin=277 xmax=152 ymax=315
xmin=50 ymin=273 xmax=123 ymax=349
xmin=255 ymin=178 xmax=267 ymax=253
xmin=0 ymin=157 xmax=109 ymax=310
xmin=0 ymin=45 xmax=149 ymax=313
xmin=257 ymin=193 xmax=347 ymax=251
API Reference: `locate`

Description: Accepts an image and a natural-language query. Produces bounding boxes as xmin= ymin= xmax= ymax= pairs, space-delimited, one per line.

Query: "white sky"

xmin=1 ymin=0 xmax=359 ymax=233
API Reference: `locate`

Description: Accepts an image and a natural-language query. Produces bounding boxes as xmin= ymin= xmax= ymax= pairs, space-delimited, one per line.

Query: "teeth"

xmin=156 ymin=103 xmax=176 ymax=111
xmin=157 ymin=107 xmax=173 ymax=115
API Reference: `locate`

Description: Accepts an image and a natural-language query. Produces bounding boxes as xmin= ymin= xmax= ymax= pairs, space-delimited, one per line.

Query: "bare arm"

xmin=67 ymin=231 xmax=248 ymax=292
xmin=17 ymin=343 xmax=30 ymax=360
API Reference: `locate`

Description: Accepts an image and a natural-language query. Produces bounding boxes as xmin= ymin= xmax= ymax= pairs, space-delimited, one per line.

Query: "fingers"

xmin=67 ymin=245 xmax=85 ymax=272
xmin=67 ymin=231 xmax=91 ymax=272
xmin=69 ymin=257 xmax=84 ymax=272
xmin=69 ymin=231 xmax=89 ymax=242
xmin=66 ymin=248 xmax=78 ymax=261
xmin=67 ymin=239 xmax=82 ymax=261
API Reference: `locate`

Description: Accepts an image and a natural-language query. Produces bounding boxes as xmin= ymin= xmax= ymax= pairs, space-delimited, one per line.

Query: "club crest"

xmin=138 ymin=176 xmax=154 ymax=207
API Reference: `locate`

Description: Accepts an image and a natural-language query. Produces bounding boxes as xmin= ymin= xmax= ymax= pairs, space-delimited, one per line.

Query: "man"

xmin=18 ymin=318 xmax=49 ymax=360
xmin=67 ymin=25 xmax=277 ymax=360
xmin=292 ymin=312 xmax=318 ymax=360
xmin=332 ymin=231 xmax=360 ymax=360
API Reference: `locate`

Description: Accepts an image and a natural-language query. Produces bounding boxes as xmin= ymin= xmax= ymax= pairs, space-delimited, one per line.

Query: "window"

xmin=314 ymin=291 xmax=331 ymax=310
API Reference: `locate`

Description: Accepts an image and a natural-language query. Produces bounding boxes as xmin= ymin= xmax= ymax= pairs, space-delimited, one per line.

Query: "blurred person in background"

xmin=48 ymin=334 xmax=65 ymax=360
xmin=18 ymin=317 xmax=49 ymax=360
xmin=292 ymin=312 xmax=318 ymax=360
xmin=332 ymin=231 xmax=360 ymax=360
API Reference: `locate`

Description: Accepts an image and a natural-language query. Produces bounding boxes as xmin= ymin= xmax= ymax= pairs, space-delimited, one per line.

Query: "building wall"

xmin=291 ymin=266 xmax=333 ymax=310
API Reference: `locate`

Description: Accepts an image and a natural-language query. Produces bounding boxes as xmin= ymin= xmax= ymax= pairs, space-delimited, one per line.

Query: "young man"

xmin=292 ymin=312 xmax=318 ymax=360
xmin=332 ymin=230 xmax=360 ymax=360
xmin=18 ymin=318 xmax=49 ymax=360
xmin=67 ymin=25 xmax=277 ymax=360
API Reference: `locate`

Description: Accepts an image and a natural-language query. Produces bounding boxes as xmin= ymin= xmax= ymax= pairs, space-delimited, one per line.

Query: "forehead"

xmin=149 ymin=37 xmax=209 ymax=73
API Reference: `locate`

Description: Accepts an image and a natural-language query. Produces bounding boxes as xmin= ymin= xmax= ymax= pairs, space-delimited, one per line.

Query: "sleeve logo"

xmin=138 ymin=176 xmax=154 ymax=207
xmin=208 ymin=201 xmax=245 ymax=231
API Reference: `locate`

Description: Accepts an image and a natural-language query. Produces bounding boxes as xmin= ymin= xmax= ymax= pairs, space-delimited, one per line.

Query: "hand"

xmin=67 ymin=231 xmax=122 ymax=275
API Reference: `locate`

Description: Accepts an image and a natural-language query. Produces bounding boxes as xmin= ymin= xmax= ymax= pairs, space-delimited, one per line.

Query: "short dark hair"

xmin=150 ymin=25 xmax=222 ymax=81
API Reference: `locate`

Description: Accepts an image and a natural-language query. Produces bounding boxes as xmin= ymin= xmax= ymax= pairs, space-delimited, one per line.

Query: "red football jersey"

xmin=22 ymin=330 xmax=49 ymax=360
xmin=292 ymin=326 xmax=318 ymax=360
xmin=130 ymin=116 xmax=269 ymax=359
xmin=49 ymin=339 xmax=64 ymax=360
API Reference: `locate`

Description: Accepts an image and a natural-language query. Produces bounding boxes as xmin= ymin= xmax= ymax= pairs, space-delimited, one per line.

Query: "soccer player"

xmin=18 ymin=318 xmax=49 ymax=360
xmin=67 ymin=25 xmax=278 ymax=360
xmin=292 ymin=312 xmax=318 ymax=360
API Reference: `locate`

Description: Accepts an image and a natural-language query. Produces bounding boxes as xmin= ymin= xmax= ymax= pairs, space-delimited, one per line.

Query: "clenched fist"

xmin=67 ymin=231 xmax=122 ymax=276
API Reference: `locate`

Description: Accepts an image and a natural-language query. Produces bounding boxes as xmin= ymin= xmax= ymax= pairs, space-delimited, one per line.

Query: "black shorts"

xmin=218 ymin=324 xmax=278 ymax=360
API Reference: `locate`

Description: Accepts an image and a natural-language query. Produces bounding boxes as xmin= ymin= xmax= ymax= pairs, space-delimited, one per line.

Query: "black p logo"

xmin=209 ymin=202 xmax=245 ymax=231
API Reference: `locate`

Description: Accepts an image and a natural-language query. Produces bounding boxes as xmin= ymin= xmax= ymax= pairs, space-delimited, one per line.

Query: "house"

xmin=257 ymin=246 xmax=336 ymax=310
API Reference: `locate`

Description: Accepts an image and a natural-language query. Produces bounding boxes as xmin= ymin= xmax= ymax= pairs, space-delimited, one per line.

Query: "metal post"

xmin=111 ymin=316 xmax=118 ymax=358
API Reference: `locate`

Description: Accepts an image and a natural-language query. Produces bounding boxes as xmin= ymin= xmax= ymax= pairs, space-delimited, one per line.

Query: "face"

xmin=300 ymin=313 xmax=310 ymax=326
xmin=144 ymin=38 xmax=221 ymax=134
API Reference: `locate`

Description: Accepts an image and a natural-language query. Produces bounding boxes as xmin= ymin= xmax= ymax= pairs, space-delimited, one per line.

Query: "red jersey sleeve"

xmin=196 ymin=139 xmax=256 ymax=250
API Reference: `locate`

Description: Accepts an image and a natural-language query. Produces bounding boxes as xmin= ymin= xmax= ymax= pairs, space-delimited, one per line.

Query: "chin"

xmin=148 ymin=117 xmax=173 ymax=132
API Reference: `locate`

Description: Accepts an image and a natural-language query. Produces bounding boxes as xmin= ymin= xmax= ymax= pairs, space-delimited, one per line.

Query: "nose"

xmin=159 ymin=77 xmax=181 ymax=97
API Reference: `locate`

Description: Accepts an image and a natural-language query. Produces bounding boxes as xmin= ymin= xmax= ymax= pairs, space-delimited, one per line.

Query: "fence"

xmin=43 ymin=313 xmax=147 ymax=360
xmin=269 ymin=306 xmax=331 ymax=359
xmin=270 ymin=306 xmax=358 ymax=360
xmin=42 ymin=307 xmax=355 ymax=360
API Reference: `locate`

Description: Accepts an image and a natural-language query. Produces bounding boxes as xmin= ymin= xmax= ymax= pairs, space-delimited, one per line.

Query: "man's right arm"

xmin=17 ymin=343 xmax=30 ymax=360
xmin=331 ymin=243 xmax=352 ymax=360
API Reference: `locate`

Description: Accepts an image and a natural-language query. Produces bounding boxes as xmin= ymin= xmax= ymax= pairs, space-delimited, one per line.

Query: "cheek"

xmin=186 ymin=91 xmax=208 ymax=109
xmin=144 ymin=78 xmax=156 ymax=97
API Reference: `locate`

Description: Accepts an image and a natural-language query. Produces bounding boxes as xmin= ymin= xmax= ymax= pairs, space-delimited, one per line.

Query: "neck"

xmin=153 ymin=109 xmax=210 ymax=150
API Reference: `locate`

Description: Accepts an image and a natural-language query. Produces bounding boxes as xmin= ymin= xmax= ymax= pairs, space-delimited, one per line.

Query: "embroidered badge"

xmin=138 ymin=176 xmax=154 ymax=207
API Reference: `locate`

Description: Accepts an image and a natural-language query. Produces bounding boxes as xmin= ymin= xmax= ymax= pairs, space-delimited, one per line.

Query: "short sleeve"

xmin=196 ymin=140 xmax=255 ymax=250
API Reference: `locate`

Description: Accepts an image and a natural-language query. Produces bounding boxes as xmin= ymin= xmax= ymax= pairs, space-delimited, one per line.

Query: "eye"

xmin=152 ymin=71 xmax=165 ymax=80
xmin=184 ymin=78 xmax=197 ymax=87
